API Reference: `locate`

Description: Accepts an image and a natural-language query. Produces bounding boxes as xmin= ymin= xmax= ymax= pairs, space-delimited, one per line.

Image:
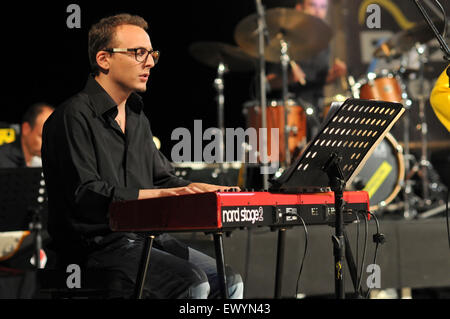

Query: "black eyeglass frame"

xmin=104 ymin=48 xmax=160 ymax=63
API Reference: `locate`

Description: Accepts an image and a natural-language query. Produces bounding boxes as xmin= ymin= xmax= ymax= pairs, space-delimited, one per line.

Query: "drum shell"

xmin=244 ymin=100 xmax=307 ymax=163
xmin=349 ymin=133 xmax=404 ymax=211
xmin=358 ymin=73 xmax=403 ymax=103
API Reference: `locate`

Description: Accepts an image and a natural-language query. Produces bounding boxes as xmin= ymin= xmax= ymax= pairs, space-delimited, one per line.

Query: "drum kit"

xmin=188 ymin=7 xmax=448 ymax=218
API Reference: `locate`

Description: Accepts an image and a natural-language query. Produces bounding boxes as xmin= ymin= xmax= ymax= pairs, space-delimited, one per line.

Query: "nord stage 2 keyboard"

xmin=109 ymin=191 xmax=370 ymax=232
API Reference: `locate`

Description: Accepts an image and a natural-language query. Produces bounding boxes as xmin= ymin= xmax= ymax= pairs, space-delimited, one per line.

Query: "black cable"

xmin=356 ymin=211 xmax=369 ymax=293
xmin=355 ymin=212 xmax=361 ymax=280
xmin=295 ymin=216 xmax=308 ymax=297
xmin=282 ymin=211 xmax=309 ymax=297
xmin=433 ymin=0 xmax=447 ymax=38
xmin=446 ymin=187 xmax=450 ymax=249
xmin=365 ymin=212 xmax=388 ymax=299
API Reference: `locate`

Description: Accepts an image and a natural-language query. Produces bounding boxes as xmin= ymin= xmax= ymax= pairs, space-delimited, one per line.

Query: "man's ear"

xmin=295 ymin=3 xmax=303 ymax=11
xmin=21 ymin=122 xmax=31 ymax=136
xmin=96 ymin=51 xmax=111 ymax=72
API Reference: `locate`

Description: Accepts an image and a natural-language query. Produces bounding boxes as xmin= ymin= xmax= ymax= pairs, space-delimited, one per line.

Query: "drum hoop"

xmin=243 ymin=99 xmax=300 ymax=108
xmin=369 ymin=132 xmax=405 ymax=211
xmin=357 ymin=71 xmax=400 ymax=87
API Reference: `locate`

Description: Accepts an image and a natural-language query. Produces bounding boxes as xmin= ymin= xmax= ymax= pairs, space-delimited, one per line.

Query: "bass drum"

xmin=349 ymin=133 xmax=405 ymax=212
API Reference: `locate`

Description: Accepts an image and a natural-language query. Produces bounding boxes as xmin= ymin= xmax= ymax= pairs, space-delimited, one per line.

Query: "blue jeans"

xmin=85 ymin=233 xmax=243 ymax=299
xmin=187 ymin=247 xmax=243 ymax=299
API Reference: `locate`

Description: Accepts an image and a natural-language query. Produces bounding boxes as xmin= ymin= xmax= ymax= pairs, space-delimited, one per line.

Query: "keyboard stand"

xmin=133 ymin=232 xmax=229 ymax=299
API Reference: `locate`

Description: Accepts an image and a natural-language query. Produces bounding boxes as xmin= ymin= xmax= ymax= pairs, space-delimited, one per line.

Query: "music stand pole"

xmin=322 ymin=152 xmax=346 ymax=299
xmin=29 ymin=206 xmax=43 ymax=269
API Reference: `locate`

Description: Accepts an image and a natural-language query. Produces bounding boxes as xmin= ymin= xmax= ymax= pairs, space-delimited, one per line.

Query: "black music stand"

xmin=0 ymin=168 xmax=47 ymax=269
xmin=270 ymin=98 xmax=405 ymax=298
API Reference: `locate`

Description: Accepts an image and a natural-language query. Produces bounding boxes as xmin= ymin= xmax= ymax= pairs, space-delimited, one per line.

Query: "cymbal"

xmin=374 ymin=19 xmax=447 ymax=59
xmin=189 ymin=41 xmax=257 ymax=72
xmin=234 ymin=7 xmax=332 ymax=63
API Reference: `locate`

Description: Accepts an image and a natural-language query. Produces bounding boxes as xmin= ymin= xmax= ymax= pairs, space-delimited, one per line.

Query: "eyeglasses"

xmin=104 ymin=48 xmax=160 ymax=64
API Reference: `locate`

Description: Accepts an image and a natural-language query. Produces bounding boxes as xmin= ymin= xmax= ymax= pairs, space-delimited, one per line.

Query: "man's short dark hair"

xmin=88 ymin=13 xmax=149 ymax=76
xmin=22 ymin=103 xmax=54 ymax=128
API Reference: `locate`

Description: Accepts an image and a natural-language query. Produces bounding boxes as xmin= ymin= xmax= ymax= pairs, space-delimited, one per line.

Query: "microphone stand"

xmin=255 ymin=0 xmax=270 ymax=189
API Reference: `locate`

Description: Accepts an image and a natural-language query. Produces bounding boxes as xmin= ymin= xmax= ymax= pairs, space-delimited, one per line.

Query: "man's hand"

xmin=326 ymin=58 xmax=347 ymax=84
xmin=138 ymin=183 xmax=240 ymax=200
xmin=187 ymin=182 xmax=240 ymax=193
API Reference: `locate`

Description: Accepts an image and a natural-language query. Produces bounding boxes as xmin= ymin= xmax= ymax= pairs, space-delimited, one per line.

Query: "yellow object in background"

xmin=430 ymin=64 xmax=450 ymax=132
xmin=0 ymin=128 xmax=16 ymax=145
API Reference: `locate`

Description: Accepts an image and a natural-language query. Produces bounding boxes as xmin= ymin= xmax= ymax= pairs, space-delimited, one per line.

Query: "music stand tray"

xmin=271 ymin=98 xmax=405 ymax=193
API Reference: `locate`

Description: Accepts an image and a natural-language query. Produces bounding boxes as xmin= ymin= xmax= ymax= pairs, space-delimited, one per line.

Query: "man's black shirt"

xmin=42 ymin=76 xmax=190 ymax=251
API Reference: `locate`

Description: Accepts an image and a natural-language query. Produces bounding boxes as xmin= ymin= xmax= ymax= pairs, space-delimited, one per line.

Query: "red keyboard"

xmin=109 ymin=191 xmax=369 ymax=232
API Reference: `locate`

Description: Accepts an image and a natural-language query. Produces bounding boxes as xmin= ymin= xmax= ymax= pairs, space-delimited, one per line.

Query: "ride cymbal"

xmin=234 ymin=7 xmax=332 ymax=63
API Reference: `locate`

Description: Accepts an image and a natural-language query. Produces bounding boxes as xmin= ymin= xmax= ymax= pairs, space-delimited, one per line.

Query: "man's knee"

xmin=226 ymin=266 xmax=244 ymax=299
xmin=188 ymin=281 xmax=210 ymax=299
xmin=186 ymin=266 xmax=210 ymax=299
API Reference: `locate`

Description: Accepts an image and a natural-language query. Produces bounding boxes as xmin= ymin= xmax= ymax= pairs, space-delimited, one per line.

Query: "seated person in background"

xmin=0 ymin=103 xmax=54 ymax=168
xmin=0 ymin=103 xmax=53 ymax=270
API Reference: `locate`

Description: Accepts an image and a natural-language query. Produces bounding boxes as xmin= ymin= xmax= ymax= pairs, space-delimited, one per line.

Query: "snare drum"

xmin=357 ymin=71 xmax=404 ymax=102
xmin=349 ymin=133 xmax=404 ymax=211
xmin=244 ymin=99 xmax=307 ymax=163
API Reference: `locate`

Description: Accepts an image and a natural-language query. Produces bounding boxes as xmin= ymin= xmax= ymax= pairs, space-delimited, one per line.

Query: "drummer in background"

xmin=266 ymin=0 xmax=347 ymax=126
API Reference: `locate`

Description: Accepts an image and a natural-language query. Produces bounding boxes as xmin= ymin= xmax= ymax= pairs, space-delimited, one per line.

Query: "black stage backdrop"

xmin=1 ymin=0 xmax=449 ymax=159
xmin=1 ymin=1 xmax=260 ymax=157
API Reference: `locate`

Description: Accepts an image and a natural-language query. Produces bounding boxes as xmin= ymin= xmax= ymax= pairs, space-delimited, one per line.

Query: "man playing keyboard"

xmin=42 ymin=13 xmax=243 ymax=299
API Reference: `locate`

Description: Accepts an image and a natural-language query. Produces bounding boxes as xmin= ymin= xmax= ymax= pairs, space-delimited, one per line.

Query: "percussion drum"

xmin=244 ymin=100 xmax=307 ymax=164
xmin=357 ymin=71 xmax=404 ymax=103
xmin=349 ymin=133 xmax=405 ymax=212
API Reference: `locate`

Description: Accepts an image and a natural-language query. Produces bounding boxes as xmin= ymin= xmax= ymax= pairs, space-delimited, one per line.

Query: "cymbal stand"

xmin=416 ymin=44 xmax=431 ymax=205
xmin=397 ymin=59 xmax=416 ymax=219
xmin=280 ymin=38 xmax=291 ymax=167
xmin=214 ymin=62 xmax=227 ymax=181
xmin=255 ymin=0 xmax=270 ymax=188
xmin=402 ymin=108 xmax=416 ymax=219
